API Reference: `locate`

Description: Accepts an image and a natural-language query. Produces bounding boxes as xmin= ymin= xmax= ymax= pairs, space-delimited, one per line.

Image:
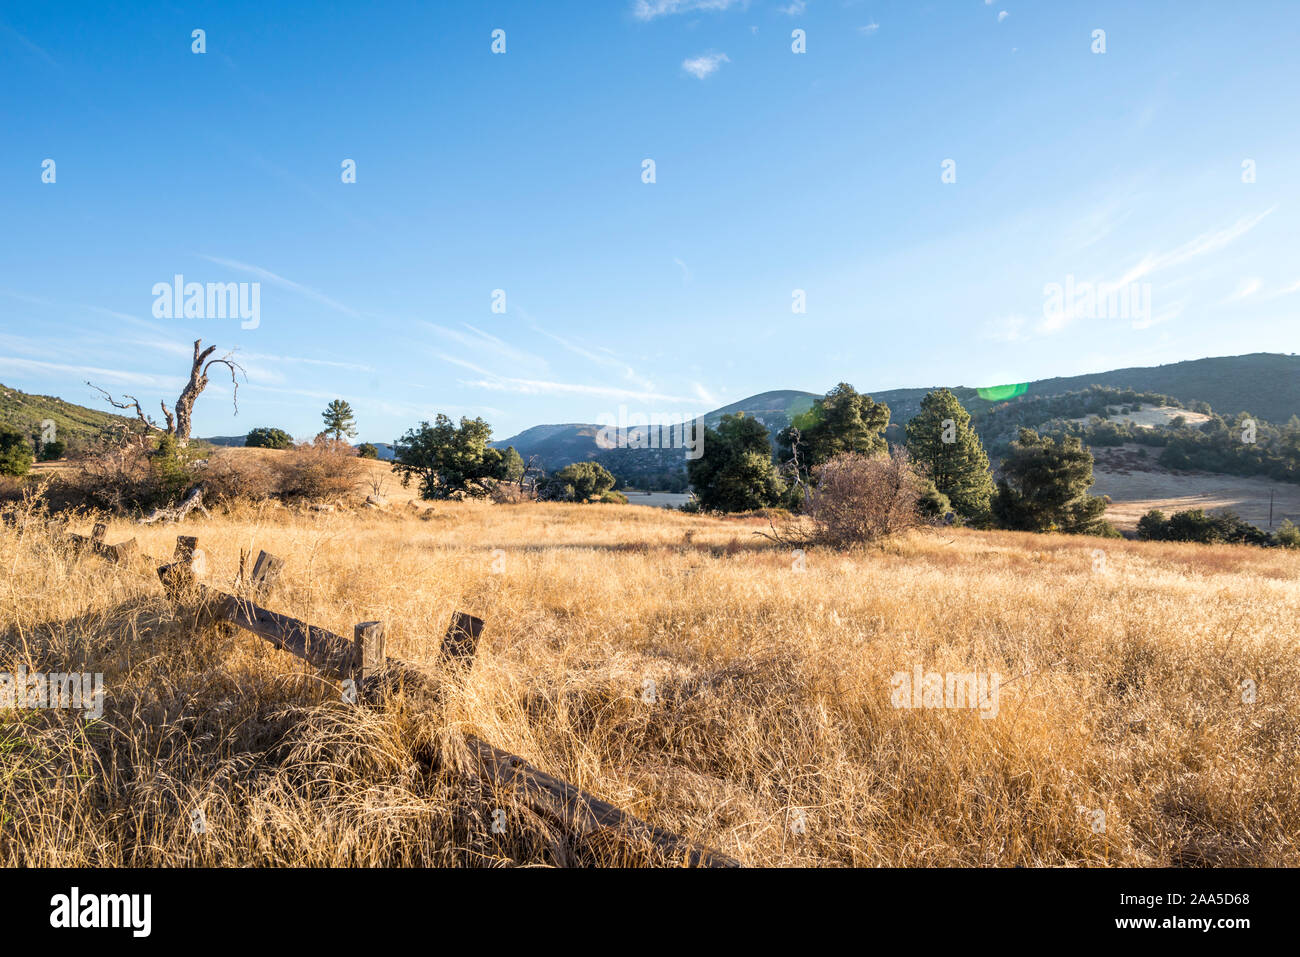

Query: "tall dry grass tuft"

xmin=2 ymin=499 xmax=1298 ymax=866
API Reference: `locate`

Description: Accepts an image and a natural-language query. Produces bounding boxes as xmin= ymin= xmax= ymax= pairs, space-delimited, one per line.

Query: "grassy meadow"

xmin=2 ymin=495 xmax=1298 ymax=866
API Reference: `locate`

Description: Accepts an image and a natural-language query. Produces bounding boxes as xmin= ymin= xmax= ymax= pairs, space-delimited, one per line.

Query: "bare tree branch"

xmin=203 ymin=356 xmax=244 ymax=416
xmin=86 ymin=383 xmax=160 ymax=433
xmin=89 ymin=340 xmax=246 ymax=447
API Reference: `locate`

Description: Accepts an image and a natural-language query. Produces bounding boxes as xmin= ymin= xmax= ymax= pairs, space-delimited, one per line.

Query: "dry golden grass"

xmin=2 ymin=497 xmax=1298 ymax=867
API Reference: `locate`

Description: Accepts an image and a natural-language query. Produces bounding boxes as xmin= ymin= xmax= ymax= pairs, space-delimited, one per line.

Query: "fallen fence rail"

xmin=55 ymin=522 xmax=741 ymax=868
xmin=65 ymin=522 xmax=141 ymax=563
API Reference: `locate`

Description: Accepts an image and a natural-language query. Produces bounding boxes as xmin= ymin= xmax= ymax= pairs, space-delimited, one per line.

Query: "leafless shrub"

xmin=809 ymin=448 xmax=925 ymax=546
xmin=489 ymin=481 xmax=529 ymax=504
xmin=55 ymin=438 xmax=155 ymax=513
xmin=277 ymin=437 xmax=366 ymax=502
xmin=367 ymin=472 xmax=389 ymax=500
xmin=202 ymin=454 xmax=278 ymax=504
xmin=766 ymin=448 xmax=926 ymax=548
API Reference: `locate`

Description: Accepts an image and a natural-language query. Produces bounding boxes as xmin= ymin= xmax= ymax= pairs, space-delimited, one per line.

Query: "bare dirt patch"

xmin=1092 ymin=446 xmax=1300 ymax=531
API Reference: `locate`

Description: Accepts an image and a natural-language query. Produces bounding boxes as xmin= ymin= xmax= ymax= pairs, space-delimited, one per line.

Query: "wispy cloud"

xmin=1269 ymin=279 xmax=1300 ymax=299
xmin=238 ymin=384 xmax=493 ymax=426
xmin=858 ymin=22 xmax=880 ymax=36
xmin=420 ymin=321 xmax=549 ymax=373
xmin=199 ymin=255 xmax=359 ymax=317
xmin=632 ymin=0 xmax=747 ymax=21
xmin=530 ymin=325 xmax=659 ymax=392
xmin=240 ymin=352 xmax=375 ymax=373
xmin=0 ymin=332 xmax=65 ymax=360
xmin=693 ymin=382 xmax=719 ymax=405
xmin=1016 ymin=211 xmax=1273 ymax=339
xmin=1220 ymin=277 xmax=1263 ymax=304
xmin=682 ymin=52 xmax=730 ymax=79
xmin=0 ymin=20 xmax=61 ymax=69
xmin=997 ymin=10 xmax=1009 ymax=23
xmin=778 ymin=1 xmax=807 ymax=14
xmin=1131 ymin=299 xmax=1185 ymax=331
xmin=128 ymin=338 xmax=195 ymax=359
xmin=1105 ymin=208 xmax=1274 ymax=290
xmin=0 ymin=288 xmax=58 ymax=308
xmin=0 ymin=356 xmax=178 ymax=389
xmin=122 ymin=337 xmax=374 ymax=374
xmin=437 ymin=355 xmax=699 ymax=404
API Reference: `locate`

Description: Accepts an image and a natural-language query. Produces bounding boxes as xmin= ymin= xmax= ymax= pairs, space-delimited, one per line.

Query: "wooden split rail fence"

xmin=52 ymin=523 xmax=741 ymax=868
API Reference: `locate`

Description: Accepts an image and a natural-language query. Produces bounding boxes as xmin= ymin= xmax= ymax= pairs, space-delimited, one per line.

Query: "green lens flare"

xmin=977 ymin=383 xmax=1029 ymax=401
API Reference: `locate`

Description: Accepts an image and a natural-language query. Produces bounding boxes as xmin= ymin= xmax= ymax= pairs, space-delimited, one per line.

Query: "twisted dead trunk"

xmin=89 ymin=339 xmax=244 ymax=447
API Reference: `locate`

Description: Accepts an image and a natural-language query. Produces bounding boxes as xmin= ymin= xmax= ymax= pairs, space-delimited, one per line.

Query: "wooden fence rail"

xmin=54 ymin=523 xmax=740 ymax=868
xmin=66 ymin=522 xmax=140 ymax=563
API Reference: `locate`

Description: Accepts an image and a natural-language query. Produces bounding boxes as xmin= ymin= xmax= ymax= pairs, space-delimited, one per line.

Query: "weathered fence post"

xmin=441 ymin=612 xmax=484 ymax=667
xmin=354 ymin=621 xmax=386 ymax=699
xmin=111 ymin=538 xmax=139 ymax=563
xmin=249 ymin=550 xmax=283 ymax=595
xmin=160 ymin=535 xmax=206 ymax=599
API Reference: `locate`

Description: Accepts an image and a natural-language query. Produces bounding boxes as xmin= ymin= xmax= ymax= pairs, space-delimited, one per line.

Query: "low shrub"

xmin=203 ymin=453 xmax=279 ymax=504
xmin=812 ymin=449 xmax=926 ymax=546
xmin=0 ymin=429 xmax=34 ymax=477
xmin=1137 ymin=507 xmax=1274 ymax=546
xmin=245 ymin=427 xmax=294 ymax=450
xmin=277 ymin=438 xmax=366 ymax=502
xmin=538 ymin=462 xmax=616 ymax=503
xmin=38 ymin=439 xmax=67 ymax=462
xmin=489 ymin=481 xmax=529 ymax=504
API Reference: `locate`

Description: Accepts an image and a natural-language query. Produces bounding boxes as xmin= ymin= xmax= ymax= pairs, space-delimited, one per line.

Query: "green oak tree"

xmin=688 ymin=412 xmax=785 ymax=512
xmin=245 ymin=427 xmax=294 ymax=450
xmin=393 ymin=414 xmax=516 ymax=499
xmin=777 ymin=384 xmax=890 ymax=502
xmin=539 ymin=461 xmax=616 ymax=502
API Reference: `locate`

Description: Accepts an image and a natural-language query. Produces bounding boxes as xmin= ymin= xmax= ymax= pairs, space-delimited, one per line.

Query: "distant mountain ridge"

xmin=5 ymin=353 xmax=1296 ymax=475
xmin=493 ymin=353 xmax=1300 ymax=474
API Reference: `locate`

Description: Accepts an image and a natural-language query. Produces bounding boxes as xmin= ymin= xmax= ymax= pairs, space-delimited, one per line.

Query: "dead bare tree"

xmin=89 ymin=339 xmax=245 ymax=447
xmin=781 ymin=426 xmax=812 ymax=511
xmin=521 ymin=454 xmax=545 ymax=498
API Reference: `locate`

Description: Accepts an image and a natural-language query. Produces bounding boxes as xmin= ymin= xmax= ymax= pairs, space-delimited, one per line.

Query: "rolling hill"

xmin=0 ymin=382 xmax=137 ymax=449
xmin=992 ymin=353 xmax=1300 ymax=425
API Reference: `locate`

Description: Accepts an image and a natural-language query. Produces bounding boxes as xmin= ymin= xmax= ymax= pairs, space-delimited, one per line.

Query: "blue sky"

xmin=2 ymin=0 xmax=1297 ymax=443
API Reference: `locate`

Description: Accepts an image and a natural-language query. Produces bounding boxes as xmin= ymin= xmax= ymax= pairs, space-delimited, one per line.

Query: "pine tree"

xmin=778 ymin=383 xmax=890 ymax=470
xmin=321 ymin=399 xmax=358 ymax=442
xmin=993 ymin=428 xmax=1113 ymax=535
xmin=905 ymin=389 xmax=994 ymax=520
